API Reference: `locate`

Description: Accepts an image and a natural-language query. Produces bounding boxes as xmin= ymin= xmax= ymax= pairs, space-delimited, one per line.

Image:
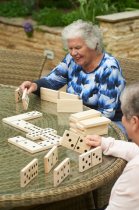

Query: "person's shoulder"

xmin=62 ymin=53 xmax=74 ymax=64
xmin=103 ymin=52 xmax=120 ymax=68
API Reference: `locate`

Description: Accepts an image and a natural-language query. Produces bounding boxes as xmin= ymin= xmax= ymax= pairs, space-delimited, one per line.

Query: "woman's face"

xmin=67 ymin=37 xmax=95 ymax=70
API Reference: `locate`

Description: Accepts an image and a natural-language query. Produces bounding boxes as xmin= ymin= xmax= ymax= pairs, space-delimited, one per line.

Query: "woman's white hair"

xmin=62 ymin=19 xmax=103 ymax=52
xmin=120 ymin=83 xmax=139 ymax=119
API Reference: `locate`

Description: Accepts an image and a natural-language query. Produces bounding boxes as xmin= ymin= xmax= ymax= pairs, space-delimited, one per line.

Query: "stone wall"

xmin=96 ymin=10 xmax=139 ymax=59
xmin=0 ymin=10 xmax=139 ymax=76
xmin=0 ymin=17 xmax=66 ymax=76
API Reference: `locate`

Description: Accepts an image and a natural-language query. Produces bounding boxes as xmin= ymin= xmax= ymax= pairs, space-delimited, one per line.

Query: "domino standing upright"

xmin=53 ymin=157 xmax=70 ymax=187
xmin=15 ymin=87 xmax=22 ymax=103
xmin=22 ymin=88 xmax=29 ymax=110
xmin=44 ymin=146 xmax=58 ymax=173
xmin=20 ymin=158 xmax=38 ymax=187
xmin=79 ymin=146 xmax=102 ymax=172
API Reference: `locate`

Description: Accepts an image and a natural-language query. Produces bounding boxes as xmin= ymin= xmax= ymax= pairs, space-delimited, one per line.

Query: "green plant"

xmin=77 ymin=0 xmax=139 ymax=23
xmin=0 ymin=0 xmax=139 ymax=26
xmin=111 ymin=0 xmax=139 ymax=11
xmin=0 ymin=0 xmax=30 ymax=17
xmin=77 ymin=0 xmax=117 ymax=23
xmin=62 ymin=10 xmax=83 ymax=25
xmin=32 ymin=7 xmax=65 ymax=26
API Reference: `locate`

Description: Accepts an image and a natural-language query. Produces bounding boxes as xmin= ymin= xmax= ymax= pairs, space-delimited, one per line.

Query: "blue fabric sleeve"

xmin=33 ymin=57 xmax=69 ymax=96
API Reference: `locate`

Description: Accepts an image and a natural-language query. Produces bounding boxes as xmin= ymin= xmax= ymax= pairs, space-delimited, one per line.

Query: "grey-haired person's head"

xmin=120 ymin=83 xmax=139 ymax=120
xmin=62 ymin=19 xmax=103 ymax=52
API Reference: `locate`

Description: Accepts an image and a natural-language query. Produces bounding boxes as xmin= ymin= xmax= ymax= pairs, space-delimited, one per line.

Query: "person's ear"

xmin=131 ymin=116 xmax=139 ymax=131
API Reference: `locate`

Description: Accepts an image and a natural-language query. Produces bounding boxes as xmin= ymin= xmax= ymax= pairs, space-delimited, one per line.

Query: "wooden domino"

xmin=4 ymin=119 xmax=42 ymax=133
xmin=20 ymin=158 xmax=38 ymax=187
xmin=8 ymin=136 xmax=45 ymax=153
xmin=8 ymin=135 xmax=60 ymax=154
xmin=79 ymin=146 xmax=102 ymax=172
xmin=75 ymin=116 xmax=111 ymax=135
xmin=59 ymin=91 xmax=79 ymax=100
xmin=15 ymin=87 xmax=22 ymax=103
xmin=60 ymin=130 xmax=79 ymax=151
xmin=77 ymin=116 xmax=111 ymax=129
xmin=91 ymin=146 xmax=102 ymax=167
xmin=44 ymin=146 xmax=58 ymax=173
xmin=69 ymin=109 xmax=101 ymax=122
xmin=26 ymin=128 xmax=57 ymax=141
xmin=2 ymin=111 xmax=43 ymax=124
xmin=74 ymin=135 xmax=91 ymax=153
xmin=79 ymin=149 xmax=92 ymax=172
xmin=22 ymin=88 xmax=29 ymax=110
xmin=53 ymin=158 xmax=70 ymax=187
xmin=57 ymin=99 xmax=83 ymax=113
xmin=60 ymin=130 xmax=91 ymax=154
xmin=78 ymin=124 xmax=110 ymax=135
xmin=41 ymin=87 xmax=59 ymax=103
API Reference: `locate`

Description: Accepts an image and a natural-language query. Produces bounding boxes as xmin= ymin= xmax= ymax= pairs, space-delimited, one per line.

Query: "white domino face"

xmin=91 ymin=146 xmax=102 ymax=166
xmin=74 ymin=135 xmax=91 ymax=154
xmin=44 ymin=146 xmax=58 ymax=173
xmin=37 ymin=139 xmax=58 ymax=149
xmin=8 ymin=136 xmax=45 ymax=153
xmin=54 ymin=158 xmax=70 ymax=187
xmin=41 ymin=133 xmax=61 ymax=142
xmin=26 ymin=128 xmax=58 ymax=141
xmin=79 ymin=150 xmax=92 ymax=172
xmin=61 ymin=130 xmax=91 ymax=154
xmin=2 ymin=111 xmax=43 ymax=124
xmin=26 ymin=129 xmax=44 ymax=140
xmin=60 ymin=130 xmax=79 ymax=151
xmin=40 ymin=130 xmax=58 ymax=141
xmin=79 ymin=146 xmax=102 ymax=172
xmin=20 ymin=158 xmax=38 ymax=187
xmin=6 ymin=119 xmax=41 ymax=133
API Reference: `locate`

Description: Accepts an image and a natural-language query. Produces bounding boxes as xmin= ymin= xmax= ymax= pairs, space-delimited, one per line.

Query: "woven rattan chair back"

xmin=118 ymin=57 xmax=139 ymax=85
xmin=0 ymin=48 xmax=47 ymax=86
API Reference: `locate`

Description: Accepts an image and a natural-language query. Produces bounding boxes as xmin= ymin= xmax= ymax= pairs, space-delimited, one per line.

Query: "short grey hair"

xmin=62 ymin=19 xmax=103 ymax=52
xmin=120 ymin=83 xmax=139 ymax=119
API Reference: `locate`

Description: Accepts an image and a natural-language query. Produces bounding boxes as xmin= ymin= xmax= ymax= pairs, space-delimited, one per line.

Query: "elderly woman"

xmin=20 ymin=19 xmax=125 ymax=122
xmin=85 ymin=83 xmax=139 ymax=210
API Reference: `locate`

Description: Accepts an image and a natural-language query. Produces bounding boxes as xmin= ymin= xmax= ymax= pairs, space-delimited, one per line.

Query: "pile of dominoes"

xmin=41 ymin=87 xmax=83 ymax=113
xmin=3 ymin=111 xmax=61 ymax=153
xmin=3 ymin=88 xmax=112 ymax=189
xmin=69 ymin=109 xmax=111 ymax=136
xmin=2 ymin=111 xmax=69 ymax=188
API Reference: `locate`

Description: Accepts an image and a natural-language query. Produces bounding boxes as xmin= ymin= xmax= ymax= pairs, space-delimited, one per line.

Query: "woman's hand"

xmin=19 ymin=81 xmax=37 ymax=94
xmin=85 ymin=135 xmax=102 ymax=147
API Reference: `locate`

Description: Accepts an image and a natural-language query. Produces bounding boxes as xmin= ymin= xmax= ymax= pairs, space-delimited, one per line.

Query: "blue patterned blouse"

xmin=34 ymin=52 xmax=126 ymax=120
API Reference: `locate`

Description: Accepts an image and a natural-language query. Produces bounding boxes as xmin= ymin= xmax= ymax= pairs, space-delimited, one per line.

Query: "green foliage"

xmin=0 ymin=0 xmax=139 ymax=26
xmin=0 ymin=0 xmax=31 ymax=17
xmin=77 ymin=0 xmax=139 ymax=23
xmin=62 ymin=10 xmax=83 ymax=25
xmin=111 ymin=0 xmax=139 ymax=11
xmin=77 ymin=0 xmax=116 ymax=23
xmin=32 ymin=7 xmax=65 ymax=27
xmin=39 ymin=0 xmax=75 ymax=9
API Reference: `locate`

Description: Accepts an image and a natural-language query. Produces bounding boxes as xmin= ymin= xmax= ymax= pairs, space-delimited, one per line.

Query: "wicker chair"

xmin=0 ymin=48 xmax=47 ymax=86
xmin=93 ymin=58 xmax=139 ymax=209
xmin=118 ymin=57 xmax=139 ymax=85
